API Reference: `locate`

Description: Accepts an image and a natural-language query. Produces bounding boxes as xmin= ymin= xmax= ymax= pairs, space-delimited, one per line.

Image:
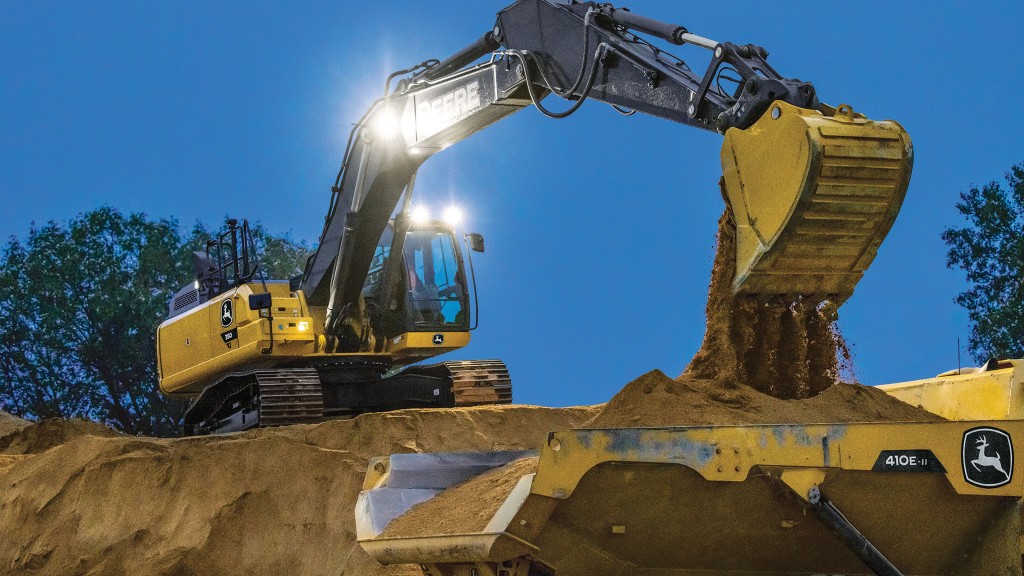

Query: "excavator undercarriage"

xmin=183 ymin=360 xmax=512 ymax=435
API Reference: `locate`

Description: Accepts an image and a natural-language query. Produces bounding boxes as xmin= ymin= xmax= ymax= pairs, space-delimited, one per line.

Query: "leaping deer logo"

xmin=221 ymin=299 xmax=233 ymax=328
xmin=972 ymin=435 xmax=1011 ymax=481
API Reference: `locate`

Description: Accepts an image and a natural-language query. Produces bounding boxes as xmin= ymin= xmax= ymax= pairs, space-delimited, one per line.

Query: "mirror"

xmin=466 ymin=232 xmax=485 ymax=253
xmin=248 ymin=293 xmax=272 ymax=310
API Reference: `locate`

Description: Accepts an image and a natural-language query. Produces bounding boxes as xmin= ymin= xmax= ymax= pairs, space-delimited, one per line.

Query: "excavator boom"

xmin=301 ymin=0 xmax=912 ymax=347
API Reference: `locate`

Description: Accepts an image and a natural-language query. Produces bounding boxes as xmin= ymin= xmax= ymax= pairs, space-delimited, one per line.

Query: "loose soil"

xmin=588 ymin=369 xmax=938 ymax=428
xmin=685 ymin=207 xmax=853 ymax=399
xmin=0 ymin=405 xmax=597 ymax=576
xmin=0 ymin=410 xmax=28 ymax=437
xmin=0 ymin=417 xmax=118 ymax=454
xmin=380 ymin=457 xmax=539 ymax=538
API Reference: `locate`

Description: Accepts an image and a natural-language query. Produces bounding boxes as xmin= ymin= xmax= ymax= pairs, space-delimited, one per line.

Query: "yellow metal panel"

xmin=158 ymin=282 xmax=316 ymax=395
xmin=532 ymin=421 xmax=1024 ymax=498
xmin=159 ymin=323 xmax=315 ymax=395
xmin=160 ymin=337 xmax=262 ymax=395
xmin=156 ymin=301 xmax=213 ymax=383
xmin=361 ymin=422 xmax=1024 ymax=574
xmin=879 ymin=362 xmax=1024 ymax=420
xmin=387 ymin=331 xmax=471 ymax=355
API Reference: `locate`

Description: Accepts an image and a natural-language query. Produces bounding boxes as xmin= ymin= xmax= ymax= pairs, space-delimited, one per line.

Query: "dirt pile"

xmin=0 ymin=405 xmax=598 ymax=576
xmin=685 ymin=209 xmax=851 ymax=398
xmin=381 ymin=456 xmax=539 ymax=538
xmin=0 ymin=411 xmax=28 ymax=437
xmin=586 ymin=202 xmax=932 ymax=428
xmin=0 ymin=417 xmax=118 ymax=454
xmin=588 ymin=369 xmax=938 ymax=428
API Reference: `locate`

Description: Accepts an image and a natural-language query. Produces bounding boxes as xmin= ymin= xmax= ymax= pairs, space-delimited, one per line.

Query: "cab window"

xmin=403 ymin=229 xmax=466 ymax=327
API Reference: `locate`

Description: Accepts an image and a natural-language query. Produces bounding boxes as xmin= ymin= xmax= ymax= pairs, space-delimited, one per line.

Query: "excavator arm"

xmin=301 ymin=0 xmax=912 ymax=348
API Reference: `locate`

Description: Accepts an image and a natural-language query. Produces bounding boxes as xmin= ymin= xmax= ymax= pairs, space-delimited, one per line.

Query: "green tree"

xmin=0 ymin=208 xmax=312 ymax=436
xmin=942 ymin=162 xmax=1024 ymax=362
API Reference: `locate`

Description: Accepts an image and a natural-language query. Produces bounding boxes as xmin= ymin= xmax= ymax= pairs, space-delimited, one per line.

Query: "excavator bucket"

xmin=721 ymin=101 xmax=913 ymax=302
xmin=358 ymin=421 xmax=1024 ymax=576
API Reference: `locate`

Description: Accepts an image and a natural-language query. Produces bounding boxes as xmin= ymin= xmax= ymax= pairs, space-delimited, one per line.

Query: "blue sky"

xmin=3 ymin=1 xmax=1023 ymax=407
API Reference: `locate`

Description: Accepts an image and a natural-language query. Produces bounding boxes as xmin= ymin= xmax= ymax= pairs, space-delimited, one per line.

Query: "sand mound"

xmin=0 ymin=411 xmax=29 ymax=437
xmin=0 ymin=417 xmax=119 ymax=455
xmin=588 ymin=369 xmax=938 ymax=428
xmin=0 ymin=405 xmax=597 ymax=576
xmin=587 ymin=207 xmax=936 ymax=427
xmin=381 ymin=456 xmax=539 ymax=538
xmin=685 ymin=208 xmax=851 ymax=398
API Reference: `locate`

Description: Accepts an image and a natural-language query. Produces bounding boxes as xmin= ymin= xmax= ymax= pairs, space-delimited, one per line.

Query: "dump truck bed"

xmin=358 ymin=421 xmax=1024 ymax=576
xmin=879 ymin=360 xmax=1024 ymax=421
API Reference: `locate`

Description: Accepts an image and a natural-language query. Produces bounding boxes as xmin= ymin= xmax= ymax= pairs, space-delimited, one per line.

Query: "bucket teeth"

xmin=721 ymin=101 xmax=913 ymax=303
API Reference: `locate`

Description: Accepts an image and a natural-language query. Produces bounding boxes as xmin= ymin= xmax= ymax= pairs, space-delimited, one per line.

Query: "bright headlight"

xmin=443 ymin=206 xmax=463 ymax=225
xmin=411 ymin=205 xmax=430 ymax=224
xmin=369 ymin=107 xmax=401 ymax=140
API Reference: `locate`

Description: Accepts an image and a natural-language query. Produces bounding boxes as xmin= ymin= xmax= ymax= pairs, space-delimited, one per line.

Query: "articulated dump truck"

xmin=356 ymin=420 xmax=1023 ymax=575
xmin=355 ymin=364 xmax=1024 ymax=576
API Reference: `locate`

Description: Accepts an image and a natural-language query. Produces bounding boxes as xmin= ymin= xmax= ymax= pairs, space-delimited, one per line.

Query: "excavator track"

xmin=183 ymin=360 xmax=513 ymax=435
xmin=183 ymin=369 xmax=326 ymax=435
xmin=444 ymin=360 xmax=513 ymax=406
xmin=254 ymin=369 xmax=325 ymax=427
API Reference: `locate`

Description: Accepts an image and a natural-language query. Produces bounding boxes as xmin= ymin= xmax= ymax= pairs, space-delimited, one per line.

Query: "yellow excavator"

xmin=157 ymin=0 xmax=911 ymax=435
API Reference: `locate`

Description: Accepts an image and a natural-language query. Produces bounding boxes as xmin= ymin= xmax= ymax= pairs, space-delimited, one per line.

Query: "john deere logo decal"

xmin=963 ymin=427 xmax=1013 ymax=488
xmin=432 ymin=334 xmax=444 ymax=346
xmin=220 ymin=299 xmax=234 ymax=328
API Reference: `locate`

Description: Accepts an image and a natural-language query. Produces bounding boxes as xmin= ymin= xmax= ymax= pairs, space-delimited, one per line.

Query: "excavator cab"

xmin=361 ymin=218 xmax=478 ymax=341
xmin=402 ymin=225 xmax=470 ymax=328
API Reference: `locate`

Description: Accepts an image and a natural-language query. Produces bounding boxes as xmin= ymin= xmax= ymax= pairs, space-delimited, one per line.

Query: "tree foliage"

xmin=0 ymin=208 xmax=311 ymax=436
xmin=942 ymin=162 xmax=1024 ymax=362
